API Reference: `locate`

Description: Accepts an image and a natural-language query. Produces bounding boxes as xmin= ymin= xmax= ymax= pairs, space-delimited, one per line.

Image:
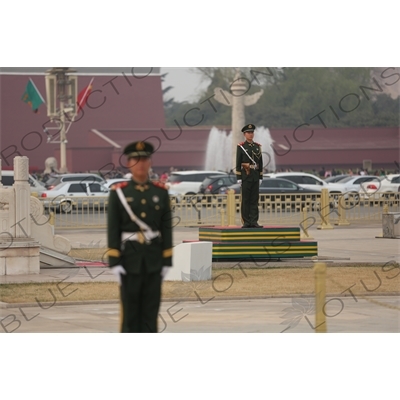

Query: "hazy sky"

xmin=161 ymin=67 xmax=208 ymax=102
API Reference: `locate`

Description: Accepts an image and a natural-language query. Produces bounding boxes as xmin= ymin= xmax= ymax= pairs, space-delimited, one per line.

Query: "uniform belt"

xmin=122 ymin=230 xmax=160 ymax=242
xmin=248 ymin=165 xmax=258 ymax=169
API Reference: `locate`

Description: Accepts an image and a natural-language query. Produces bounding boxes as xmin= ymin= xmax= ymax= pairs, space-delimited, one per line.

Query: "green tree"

xmin=164 ymin=68 xmax=399 ymax=128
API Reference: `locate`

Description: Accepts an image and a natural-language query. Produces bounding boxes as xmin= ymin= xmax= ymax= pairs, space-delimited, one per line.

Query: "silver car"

xmin=1 ymin=170 xmax=46 ymax=196
xmin=40 ymin=181 xmax=110 ymax=213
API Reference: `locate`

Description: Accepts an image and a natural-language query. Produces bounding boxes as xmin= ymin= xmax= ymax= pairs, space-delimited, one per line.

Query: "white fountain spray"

xmin=254 ymin=126 xmax=276 ymax=173
xmin=205 ymin=126 xmax=276 ymax=173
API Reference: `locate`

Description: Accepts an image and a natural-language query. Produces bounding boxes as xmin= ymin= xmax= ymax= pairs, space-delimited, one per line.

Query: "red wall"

xmin=269 ymin=127 xmax=400 ymax=171
xmin=1 ymin=72 xmax=398 ymax=174
xmin=0 ymin=73 xmax=165 ymax=171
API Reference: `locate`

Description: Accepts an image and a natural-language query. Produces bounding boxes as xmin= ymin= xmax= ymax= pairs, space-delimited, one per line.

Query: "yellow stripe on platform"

xmin=213 ymin=252 xmax=316 ymax=258
xmin=213 ymin=243 xmax=317 ymax=250
xmin=199 ymin=235 xmax=299 ymax=239
xmin=199 ymin=234 xmax=300 ymax=240
xmin=212 ymin=250 xmax=317 ymax=255
xmin=199 ymin=231 xmax=299 ymax=236
xmin=212 ymin=247 xmax=317 ymax=253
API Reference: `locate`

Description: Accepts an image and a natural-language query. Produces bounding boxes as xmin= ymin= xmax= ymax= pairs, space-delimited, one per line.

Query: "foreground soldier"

xmin=107 ymin=141 xmax=173 ymax=333
xmin=236 ymin=124 xmax=263 ymax=228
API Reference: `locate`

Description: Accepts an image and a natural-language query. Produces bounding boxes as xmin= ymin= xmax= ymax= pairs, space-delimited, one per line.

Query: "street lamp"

xmin=45 ymin=67 xmax=78 ymax=173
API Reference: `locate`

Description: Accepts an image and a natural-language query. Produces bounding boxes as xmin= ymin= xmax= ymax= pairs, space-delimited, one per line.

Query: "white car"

xmin=44 ymin=173 xmax=106 ymax=190
xmin=40 ymin=181 xmax=110 ymax=213
xmin=168 ymin=186 xmax=183 ymax=203
xmin=328 ymin=175 xmax=379 ymax=198
xmin=104 ymin=178 xmax=130 ymax=190
xmin=265 ymin=172 xmax=329 ymax=192
xmin=359 ymin=174 xmax=400 ymax=200
xmin=1 ymin=170 xmax=46 ymax=196
xmin=166 ymin=170 xmax=228 ymax=196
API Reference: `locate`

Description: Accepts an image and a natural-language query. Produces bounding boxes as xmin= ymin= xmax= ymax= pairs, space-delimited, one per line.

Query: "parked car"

xmin=40 ymin=181 xmax=110 ymax=213
xmin=1 ymin=170 xmax=46 ymax=195
xmin=104 ymin=178 xmax=130 ymax=190
xmin=198 ymin=173 xmax=237 ymax=199
xmin=359 ymin=174 xmax=400 ymax=200
xmin=220 ymin=177 xmax=320 ymax=195
xmin=264 ymin=172 xmax=329 ymax=192
xmin=324 ymin=174 xmax=350 ymax=183
xmin=167 ymin=188 xmax=184 ymax=205
xmin=44 ymin=173 xmax=106 ymax=190
xmin=166 ymin=170 xmax=228 ymax=197
xmin=328 ymin=175 xmax=379 ymax=199
xmin=219 ymin=178 xmax=321 ymax=210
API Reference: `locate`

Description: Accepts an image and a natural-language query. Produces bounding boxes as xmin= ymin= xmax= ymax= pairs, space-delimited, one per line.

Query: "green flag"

xmin=22 ymin=78 xmax=45 ymax=112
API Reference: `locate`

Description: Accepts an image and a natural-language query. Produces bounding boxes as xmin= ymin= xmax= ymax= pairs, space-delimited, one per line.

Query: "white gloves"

xmin=111 ymin=265 xmax=126 ymax=285
xmin=237 ymin=180 xmax=242 ymax=185
xmin=111 ymin=265 xmax=170 ymax=283
xmin=259 ymin=180 xmax=262 ymax=185
xmin=161 ymin=266 xmax=170 ymax=280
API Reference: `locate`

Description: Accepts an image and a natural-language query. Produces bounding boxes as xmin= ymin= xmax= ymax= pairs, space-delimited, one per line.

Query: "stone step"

xmin=40 ymin=247 xmax=75 ymax=267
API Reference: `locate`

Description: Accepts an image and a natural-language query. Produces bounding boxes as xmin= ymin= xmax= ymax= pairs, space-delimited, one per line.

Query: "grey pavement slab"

xmin=53 ymin=223 xmax=400 ymax=266
xmin=0 ymin=224 xmax=399 ymax=285
xmin=1 ymin=296 xmax=399 ymax=333
xmin=1 ymin=223 xmax=399 ymax=334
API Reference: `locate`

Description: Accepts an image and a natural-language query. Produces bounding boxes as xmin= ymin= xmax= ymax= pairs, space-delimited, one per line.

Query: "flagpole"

xmin=64 ymin=77 xmax=94 ymax=136
xmin=60 ymin=89 xmax=67 ymax=173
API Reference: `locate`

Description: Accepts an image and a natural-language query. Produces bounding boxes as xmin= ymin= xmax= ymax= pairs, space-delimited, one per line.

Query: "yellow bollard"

xmin=314 ymin=262 xmax=327 ymax=333
xmin=300 ymin=207 xmax=314 ymax=239
xmin=335 ymin=195 xmax=350 ymax=226
xmin=49 ymin=211 xmax=55 ymax=226
xmin=379 ymin=204 xmax=389 ymax=238
xmin=226 ymin=189 xmax=236 ymax=226
xmin=317 ymin=189 xmax=333 ymax=229
xmin=220 ymin=207 xmax=226 ymax=227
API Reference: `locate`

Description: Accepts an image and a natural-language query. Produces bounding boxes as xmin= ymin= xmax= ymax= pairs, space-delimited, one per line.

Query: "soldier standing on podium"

xmin=236 ymin=124 xmax=263 ymax=228
xmin=107 ymin=141 xmax=173 ymax=333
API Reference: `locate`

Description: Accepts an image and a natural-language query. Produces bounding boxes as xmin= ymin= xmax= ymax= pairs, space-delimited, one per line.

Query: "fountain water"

xmin=205 ymin=126 xmax=276 ymax=173
xmin=204 ymin=127 xmax=232 ymax=172
xmin=254 ymin=126 xmax=276 ymax=173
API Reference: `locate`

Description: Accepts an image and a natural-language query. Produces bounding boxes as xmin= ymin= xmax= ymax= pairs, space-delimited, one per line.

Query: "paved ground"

xmin=1 ymin=223 xmax=399 ymax=285
xmin=1 ymin=296 xmax=399 ymax=333
xmin=0 ymin=223 xmax=399 ymax=333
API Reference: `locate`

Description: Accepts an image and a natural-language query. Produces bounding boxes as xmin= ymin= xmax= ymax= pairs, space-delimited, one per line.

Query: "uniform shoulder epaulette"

xmin=255 ymin=142 xmax=262 ymax=146
xmin=238 ymin=142 xmax=245 ymax=146
xmin=152 ymin=181 xmax=168 ymax=190
xmin=111 ymin=181 xmax=129 ymax=190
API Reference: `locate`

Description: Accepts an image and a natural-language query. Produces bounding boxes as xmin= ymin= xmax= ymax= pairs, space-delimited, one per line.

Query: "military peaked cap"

xmin=241 ymin=124 xmax=256 ymax=133
xmin=123 ymin=141 xmax=154 ymax=158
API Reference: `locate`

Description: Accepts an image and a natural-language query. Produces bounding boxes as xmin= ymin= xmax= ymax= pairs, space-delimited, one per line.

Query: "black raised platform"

xmin=197 ymin=226 xmax=318 ymax=261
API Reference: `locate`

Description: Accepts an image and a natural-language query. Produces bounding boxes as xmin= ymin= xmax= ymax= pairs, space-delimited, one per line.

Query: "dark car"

xmin=199 ymin=174 xmax=238 ymax=194
xmin=324 ymin=174 xmax=350 ymax=183
xmin=219 ymin=177 xmax=321 ymax=210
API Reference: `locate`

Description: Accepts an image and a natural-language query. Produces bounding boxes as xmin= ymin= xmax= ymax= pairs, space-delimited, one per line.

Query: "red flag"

xmin=77 ymin=78 xmax=93 ymax=113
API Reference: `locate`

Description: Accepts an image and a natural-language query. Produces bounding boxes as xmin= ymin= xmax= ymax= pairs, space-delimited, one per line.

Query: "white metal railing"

xmin=38 ymin=191 xmax=400 ymax=230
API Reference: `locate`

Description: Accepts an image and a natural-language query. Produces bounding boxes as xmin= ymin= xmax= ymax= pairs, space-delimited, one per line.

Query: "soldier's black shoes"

xmin=251 ymin=224 xmax=263 ymax=228
xmin=242 ymin=224 xmax=251 ymax=228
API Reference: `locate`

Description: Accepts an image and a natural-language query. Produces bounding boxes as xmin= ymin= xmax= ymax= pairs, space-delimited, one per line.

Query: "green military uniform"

xmin=107 ymin=142 xmax=173 ymax=333
xmin=236 ymin=124 xmax=263 ymax=228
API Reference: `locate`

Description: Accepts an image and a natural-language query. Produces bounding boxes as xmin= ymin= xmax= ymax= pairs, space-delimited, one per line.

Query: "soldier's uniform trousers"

xmin=241 ymin=177 xmax=259 ymax=226
xmin=120 ymin=262 xmax=162 ymax=333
